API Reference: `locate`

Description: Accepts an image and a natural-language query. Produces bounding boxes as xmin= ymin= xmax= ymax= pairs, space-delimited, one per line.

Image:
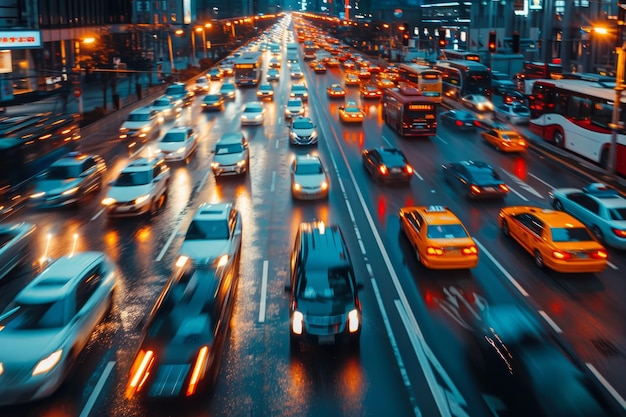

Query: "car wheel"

xmin=533 ymin=250 xmax=545 ymax=268
xmin=553 ymin=130 xmax=565 ymax=148
xmin=501 ymin=219 xmax=510 ymax=237
xmin=590 ymin=225 xmax=604 ymax=242
xmin=552 ymin=199 xmax=564 ymax=211
xmin=149 ymin=199 xmax=159 ymax=217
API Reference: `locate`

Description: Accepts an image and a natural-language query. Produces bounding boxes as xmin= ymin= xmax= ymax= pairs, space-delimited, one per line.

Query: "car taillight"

xmin=470 ymin=185 xmax=481 ymax=194
xmin=405 ymin=165 xmax=414 ymax=174
xmin=462 ymin=245 xmax=478 ymax=255
xmin=379 ymin=165 xmax=388 ymax=175
xmin=426 ymin=246 xmax=444 ymax=256
xmin=590 ymin=250 xmax=608 ymax=260
xmin=519 ymin=140 xmax=527 ymax=147
xmin=455 ymin=120 xmax=463 ymax=127
xmin=612 ymin=228 xmax=626 ymax=238
xmin=348 ymin=309 xmax=360 ymax=333
xmin=499 ymin=184 xmax=509 ymax=192
xmin=292 ymin=311 xmax=304 ymax=335
xmin=186 ymin=346 xmax=209 ymax=396
xmin=551 ymin=250 xmax=572 ymax=260
xmin=127 ymin=350 xmax=154 ymax=398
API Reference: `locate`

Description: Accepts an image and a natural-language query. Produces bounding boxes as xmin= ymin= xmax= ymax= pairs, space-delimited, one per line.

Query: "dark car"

xmin=362 ymin=147 xmax=413 ymax=184
xmin=29 ymin=152 xmax=106 ymax=208
xmin=126 ymin=257 xmax=239 ymax=399
xmin=442 ymin=160 xmax=509 ymax=199
xmin=439 ymin=109 xmax=477 ymax=130
xmin=503 ymin=90 xmax=526 ymax=105
xmin=165 ymin=82 xmax=194 ymax=107
xmin=285 ymin=222 xmax=363 ymax=351
xmin=201 ymin=94 xmax=225 ymax=112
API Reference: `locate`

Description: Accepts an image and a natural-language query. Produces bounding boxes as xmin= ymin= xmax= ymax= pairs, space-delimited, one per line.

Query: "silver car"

xmin=178 ymin=202 xmax=242 ymax=268
xmin=150 ymin=95 xmax=182 ymax=123
xmin=289 ymin=117 xmax=318 ymax=146
xmin=0 ymin=222 xmax=35 ymax=281
xmin=158 ymin=126 xmax=198 ymax=163
xmin=291 ymin=155 xmax=329 ymax=200
xmin=29 ymin=152 xmax=106 ymax=208
xmin=284 ymin=98 xmax=305 ymax=119
xmin=0 ymin=251 xmax=117 ymax=406
xmin=211 ymin=132 xmax=250 ymax=177
xmin=240 ymin=102 xmax=265 ymax=126
xmin=493 ymin=103 xmax=531 ymax=124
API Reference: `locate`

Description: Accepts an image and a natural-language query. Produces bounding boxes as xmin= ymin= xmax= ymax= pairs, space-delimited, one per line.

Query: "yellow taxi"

xmin=399 ymin=205 xmax=479 ymax=269
xmin=480 ymin=129 xmax=528 ymax=152
xmin=327 ymin=58 xmax=341 ymax=67
xmin=338 ymin=101 xmax=365 ymax=123
xmin=376 ymin=77 xmax=396 ymax=89
xmin=344 ymin=73 xmax=361 ymax=86
xmin=498 ymin=206 xmax=608 ymax=273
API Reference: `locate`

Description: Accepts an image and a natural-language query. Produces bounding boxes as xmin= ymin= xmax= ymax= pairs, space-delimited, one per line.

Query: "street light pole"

xmin=190 ymin=30 xmax=196 ymax=66
xmin=607 ymin=41 xmax=626 ymax=175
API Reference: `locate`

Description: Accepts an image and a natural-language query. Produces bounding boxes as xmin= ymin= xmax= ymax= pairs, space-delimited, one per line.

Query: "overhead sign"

xmin=0 ymin=30 xmax=42 ymax=49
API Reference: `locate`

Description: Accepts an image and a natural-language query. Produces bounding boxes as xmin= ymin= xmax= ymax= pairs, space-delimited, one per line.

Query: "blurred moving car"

xmin=218 ymin=82 xmax=236 ymax=100
xmin=498 ymin=206 xmax=608 ymax=272
xmin=290 ymin=154 xmax=329 ymax=200
xmin=164 ymin=82 xmax=194 ymax=107
xmin=344 ymin=73 xmax=360 ymax=86
xmin=376 ymin=77 xmax=396 ymax=89
xmin=399 ymin=205 xmax=479 ymax=269
xmin=284 ymin=98 xmax=305 ymax=119
xmin=193 ymin=76 xmax=210 ymax=93
xmin=480 ymin=129 xmax=528 ymax=152
xmin=240 ymin=102 xmax=265 ymax=126
xmin=360 ymin=84 xmax=382 ymax=99
xmin=211 ymin=132 xmax=249 ymax=177
xmin=208 ymin=67 xmax=223 ymax=80
xmin=29 ymin=152 xmax=106 ymax=208
xmin=289 ymin=117 xmax=318 ymax=146
xmin=338 ymin=101 xmax=365 ymax=123
xmin=490 ymin=71 xmax=516 ymax=94
xmin=266 ymin=68 xmax=280 ymax=82
xmin=126 ymin=256 xmax=239 ymax=399
xmin=326 ymin=83 xmax=346 ymax=98
xmin=158 ymin=126 xmax=198 ymax=163
xmin=362 ymin=147 xmax=413 ymax=184
xmin=439 ymin=109 xmax=478 ymax=130
xmin=442 ymin=160 xmax=509 ymax=199
xmin=201 ymin=94 xmax=225 ymax=112
xmin=503 ymin=90 xmax=526 ymax=105
xmin=285 ymin=221 xmax=363 ymax=349
xmin=461 ymin=94 xmax=494 ymax=112
xmin=256 ymin=83 xmax=274 ymax=100
xmin=150 ymin=95 xmax=182 ymax=123
xmin=290 ymin=83 xmax=309 ymax=102
xmin=313 ymin=63 xmax=327 ymax=73
xmin=179 ymin=202 xmax=242 ymax=267
xmin=101 ymin=156 xmax=170 ymax=218
xmin=290 ymin=65 xmax=304 ymax=79
xmin=493 ymin=103 xmax=531 ymax=124
xmin=549 ymin=183 xmax=626 ymax=249
xmin=118 ymin=107 xmax=162 ymax=149
xmin=0 ymin=222 xmax=35 ymax=281
xmin=0 ymin=251 xmax=117 ymax=406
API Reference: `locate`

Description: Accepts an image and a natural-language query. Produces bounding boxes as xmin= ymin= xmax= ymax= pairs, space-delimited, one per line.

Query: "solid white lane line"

xmin=538 ymin=310 xmax=563 ymax=333
xmin=586 ymin=363 xmax=626 ymax=410
xmin=270 ymin=171 xmax=276 ymax=192
xmin=382 ymin=135 xmax=393 ymax=147
xmin=90 ymin=208 xmax=105 ymax=221
xmin=413 ymin=171 xmax=424 ymax=180
xmin=474 ymin=239 xmax=529 ymax=297
xmin=198 ymin=168 xmax=212 ymax=192
xmin=528 ymin=171 xmax=556 ymax=190
xmin=79 ymin=360 xmax=115 ymax=417
xmin=507 ymin=186 xmax=529 ymax=201
xmin=436 ymin=136 xmax=448 ymax=144
xmin=275 ymin=139 xmax=279 ymax=149
xmin=156 ymin=219 xmax=183 ymax=261
xmin=607 ymin=260 xmax=618 ymax=270
xmin=258 ymin=260 xmax=269 ymax=323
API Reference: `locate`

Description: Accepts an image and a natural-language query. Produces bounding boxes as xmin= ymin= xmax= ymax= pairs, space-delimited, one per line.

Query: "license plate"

xmin=485 ymin=187 xmax=496 ymax=191
xmin=391 ymin=168 xmax=401 ymax=173
xmin=574 ymin=252 xmax=588 ymax=258
xmin=318 ymin=334 xmax=335 ymax=345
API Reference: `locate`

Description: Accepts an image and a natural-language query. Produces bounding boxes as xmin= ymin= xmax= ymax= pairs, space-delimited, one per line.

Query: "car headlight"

xmin=293 ymin=183 xmax=301 ymax=191
xmin=119 ymin=127 xmax=128 ymax=132
xmin=102 ymin=197 xmax=117 ymax=206
xmin=176 ymin=147 xmax=186 ymax=154
xmin=62 ymin=186 xmax=79 ymax=196
xmin=211 ymin=162 xmax=220 ymax=169
xmin=321 ymin=181 xmax=328 ymax=190
xmin=348 ymin=309 xmax=360 ymax=333
xmin=141 ymin=126 xmax=151 ymax=133
xmin=292 ymin=310 xmax=304 ymax=335
xmin=134 ymin=194 xmax=150 ymax=205
xmin=216 ymin=254 xmax=229 ymax=268
xmin=30 ymin=191 xmax=46 ymax=199
xmin=32 ymin=350 xmax=63 ymax=376
xmin=310 ymin=131 xmax=318 ymax=139
xmin=0 ymin=362 xmax=4 ymax=376
xmin=237 ymin=159 xmax=247 ymax=167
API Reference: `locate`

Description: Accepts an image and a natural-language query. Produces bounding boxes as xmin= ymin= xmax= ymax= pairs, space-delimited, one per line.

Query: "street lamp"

xmin=607 ymin=40 xmax=626 ymax=175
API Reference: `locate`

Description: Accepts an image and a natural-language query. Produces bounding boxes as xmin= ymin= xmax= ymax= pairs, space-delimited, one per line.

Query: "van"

xmin=285 ymin=221 xmax=363 ymax=350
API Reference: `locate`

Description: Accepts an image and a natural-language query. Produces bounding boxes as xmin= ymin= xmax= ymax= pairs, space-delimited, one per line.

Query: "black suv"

xmin=165 ymin=82 xmax=195 ymax=107
xmin=285 ymin=222 xmax=363 ymax=350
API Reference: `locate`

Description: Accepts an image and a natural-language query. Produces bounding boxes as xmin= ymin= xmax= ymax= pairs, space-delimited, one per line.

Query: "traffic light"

xmin=512 ymin=31 xmax=520 ymax=54
xmin=488 ymin=31 xmax=497 ymax=53
xmin=402 ymin=33 xmax=409 ymax=46
xmin=438 ymin=33 xmax=446 ymax=48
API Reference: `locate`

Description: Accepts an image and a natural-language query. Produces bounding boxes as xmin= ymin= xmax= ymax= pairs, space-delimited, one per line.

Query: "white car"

xmin=219 ymin=82 xmax=236 ymax=99
xmin=149 ymin=95 xmax=181 ymax=123
xmin=289 ymin=117 xmax=318 ymax=146
xmin=178 ymin=202 xmax=242 ymax=267
xmin=550 ymin=183 xmax=626 ymax=249
xmin=461 ymin=94 xmax=494 ymax=112
xmin=193 ymin=75 xmax=210 ymax=93
xmin=211 ymin=132 xmax=250 ymax=177
xmin=240 ymin=101 xmax=265 ymax=126
xmin=290 ymin=66 xmax=304 ymax=79
xmin=291 ymin=154 xmax=329 ymax=200
xmin=284 ymin=98 xmax=305 ymax=119
xmin=493 ymin=103 xmax=531 ymax=124
xmin=289 ymin=83 xmax=309 ymax=102
xmin=257 ymin=83 xmax=274 ymax=100
xmin=101 ymin=156 xmax=170 ymax=218
xmin=157 ymin=126 xmax=198 ymax=163
xmin=0 ymin=251 xmax=117 ymax=406
xmin=266 ymin=68 xmax=280 ymax=82
xmin=118 ymin=107 xmax=162 ymax=149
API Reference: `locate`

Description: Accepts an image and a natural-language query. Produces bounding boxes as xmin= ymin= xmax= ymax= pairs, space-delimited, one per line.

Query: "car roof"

xmin=130 ymin=107 xmax=154 ymax=115
xmin=513 ymin=206 xmax=586 ymax=227
xmin=17 ymin=252 xmax=106 ymax=303
xmin=293 ymin=116 xmax=312 ymax=123
xmin=52 ymin=152 xmax=96 ymax=167
xmin=405 ymin=205 xmax=463 ymax=225
xmin=456 ymin=160 xmax=495 ymax=172
xmin=122 ymin=156 xmax=164 ymax=172
xmin=581 ymin=183 xmax=626 ymax=207
xmin=295 ymin=154 xmax=322 ymax=165
xmin=192 ymin=202 xmax=232 ymax=221
xmin=244 ymin=102 xmax=263 ymax=108
xmin=164 ymin=126 xmax=190 ymax=134
xmin=298 ymin=222 xmax=351 ymax=268
xmin=218 ymin=132 xmax=245 ymax=144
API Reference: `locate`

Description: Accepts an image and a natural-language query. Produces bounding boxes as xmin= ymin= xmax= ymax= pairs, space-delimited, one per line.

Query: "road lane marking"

xmin=258 ymin=260 xmax=269 ymax=322
xmin=156 ymin=219 xmax=183 ymax=261
xmin=198 ymin=168 xmax=212 ymax=192
xmin=90 ymin=208 xmax=105 ymax=221
xmin=413 ymin=171 xmax=424 ymax=180
xmin=506 ymin=185 xmax=529 ymax=201
xmin=607 ymin=260 xmax=618 ymax=270
xmin=500 ymin=169 xmax=544 ymax=199
xmin=474 ymin=239 xmax=529 ymax=297
xmin=270 ymin=171 xmax=276 ymax=192
xmin=436 ymin=136 xmax=448 ymax=144
xmin=538 ymin=310 xmax=563 ymax=333
xmin=275 ymin=139 xmax=279 ymax=149
xmin=79 ymin=360 xmax=115 ymax=417
xmin=528 ymin=171 xmax=556 ymax=190
xmin=586 ymin=363 xmax=626 ymax=410
xmin=382 ymin=135 xmax=393 ymax=147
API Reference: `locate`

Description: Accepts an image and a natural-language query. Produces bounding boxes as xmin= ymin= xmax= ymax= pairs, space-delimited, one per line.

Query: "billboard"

xmin=0 ymin=30 xmax=42 ymax=49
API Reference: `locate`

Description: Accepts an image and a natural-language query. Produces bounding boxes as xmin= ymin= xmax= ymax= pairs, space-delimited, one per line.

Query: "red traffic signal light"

xmin=488 ymin=31 xmax=497 ymax=53
xmin=402 ymin=33 xmax=409 ymax=46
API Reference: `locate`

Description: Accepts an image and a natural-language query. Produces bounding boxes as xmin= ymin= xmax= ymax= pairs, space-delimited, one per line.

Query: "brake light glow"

xmin=590 ymin=250 xmax=608 ymax=260
xmin=186 ymin=346 xmax=209 ymax=396
xmin=406 ymin=165 xmax=414 ymax=174
xmin=551 ymin=250 xmax=572 ymax=260
xmin=499 ymin=184 xmax=509 ymax=192
xmin=348 ymin=309 xmax=360 ymax=333
xmin=462 ymin=245 xmax=478 ymax=255
xmin=127 ymin=350 xmax=154 ymax=397
xmin=379 ymin=165 xmax=388 ymax=175
xmin=426 ymin=246 xmax=444 ymax=256
xmin=470 ymin=185 xmax=481 ymax=194
xmin=612 ymin=228 xmax=626 ymax=238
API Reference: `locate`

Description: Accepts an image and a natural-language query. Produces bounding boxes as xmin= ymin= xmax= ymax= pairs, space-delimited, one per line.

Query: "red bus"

xmin=382 ymin=87 xmax=437 ymax=137
xmin=528 ymin=78 xmax=626 ymax=176
xmin=515 ymin=61 xmax=563 ymax=94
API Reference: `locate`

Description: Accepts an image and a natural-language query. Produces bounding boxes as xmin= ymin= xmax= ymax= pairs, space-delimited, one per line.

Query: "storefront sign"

xmin=0 ymin=30 xmax=42 ymax=49
xmin=0 ymin=50 xmax=11 ymax=73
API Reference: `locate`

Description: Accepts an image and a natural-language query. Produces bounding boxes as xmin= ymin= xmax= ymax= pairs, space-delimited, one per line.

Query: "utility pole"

xmin=560 ymin=0 xmax=575 ymax=71
xmin=541 ymin=0 xmax=554 ymax=63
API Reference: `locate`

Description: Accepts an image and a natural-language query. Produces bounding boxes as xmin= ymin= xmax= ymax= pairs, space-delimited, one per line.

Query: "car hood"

xmin=34 ymin=178 xmax=82 ymax=195
xmin=298 ymin=297 xmax=354 ymax=317
xmin=107 ymin=184 xmax=152 ymax=202
xmin=214 ymin=152 xmax=246 ymax=165
xmin=121 ymin=121 xmax=152 ymax=130
xmin=286 ymin=106 xmax=303 ymax=112
xmin=292 ymin=127 xmax=315 ymax=136
xmin=294 ymin=173 xmax=326 ymax=186
xmin=179 ymin=240 xmax=230 ymax=264
xmin=0 ymin=329 xmax=66 ymax=366
xmin=159 ymin=141 xmax=187 ymax=153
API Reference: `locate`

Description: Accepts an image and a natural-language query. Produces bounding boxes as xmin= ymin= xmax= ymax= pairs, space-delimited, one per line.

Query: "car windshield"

xmin=166 ymin=86 xmax=185 ymax=95
xmin=185 ymin=219 xmax=229 ymax=240
xmin=205 ymin=95 xmax=221 ymax=101
xmin=216 ymin=143 xmax=243 ymax=154
xmin=512 ymin=107 xmax=529 ymax=115
xmin=47 ymin=165 xmax=81 ymax=179
xmin=501 ymin=134 xmax=523 ymax=141
xmin=345 ymin=107 xmax=361 ymax=113
xmin=244 ymin=106 xmax=262 ymax=113
xmin=551 ymin=227 xmax=594 ymax=242
xmin=298 ymin=267 xmax=353 ymax=301
xmin=295 ymin=162 xmax=323 ymax=175
xmin=471 ymin=171 xmax=499 ymax=184
xmin=127 ymin=113 xmax=151 ymax=122
xmin=114 ymin=171 xmax=151 ymax=186
xmin=292 ymin=86 xmax=306 ymax=92
xmin=0 ymin=300 xmax=68 ymax=329
xmin=221 ymin=85 xmax=234 ymax=91
xmin=153 ymin=99 xmax=169 ymax=107
xmin=292 ymin=120 xmax=313 ymax=129
xmin=427 ymin=224 xmax=469 ymax=239
xmin=161 ymin=132 xmax=186 ymax=143
xmin=609 ymin=208 xmax=626 ymax=220
xmin=287 ymin=100 xmax=302 ymax=107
